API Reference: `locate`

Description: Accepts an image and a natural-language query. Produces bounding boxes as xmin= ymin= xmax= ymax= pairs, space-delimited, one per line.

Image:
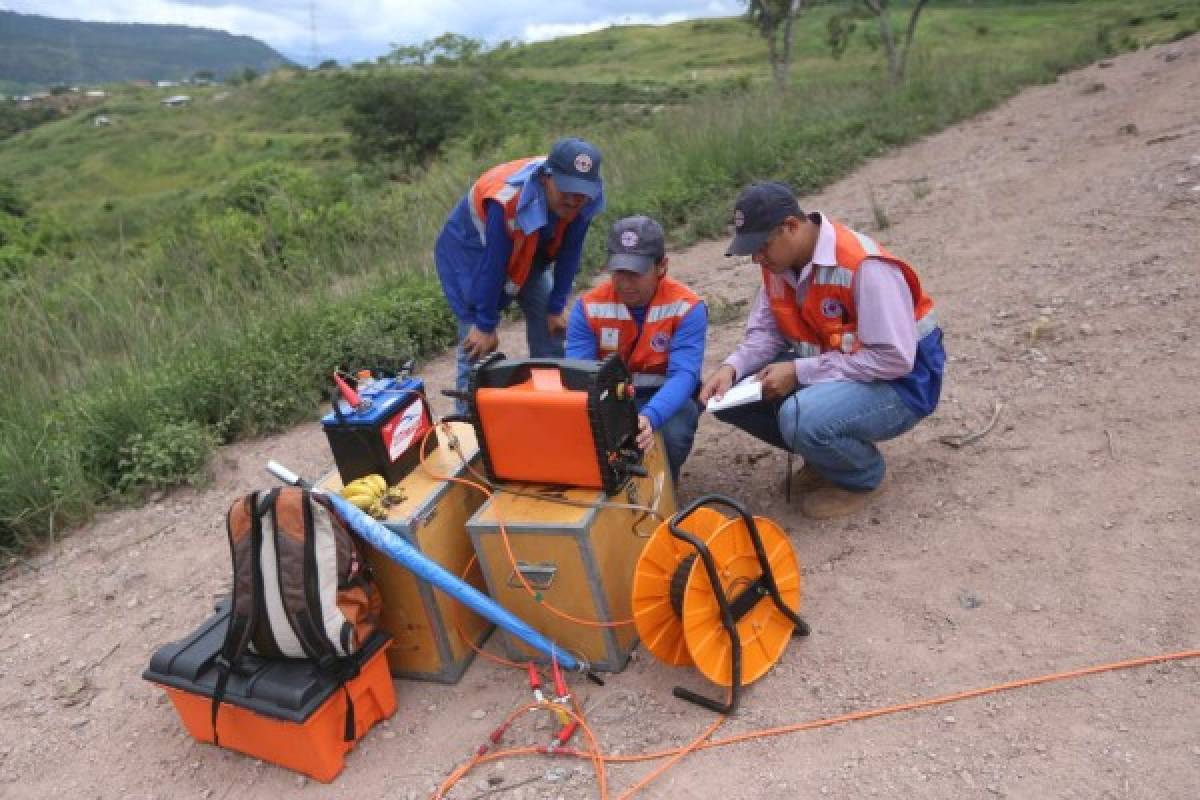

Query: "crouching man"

xmin=699 ymin=182 xmax=945 ymax=518
xmin=567 ymin=216 xmax=707 ymax=482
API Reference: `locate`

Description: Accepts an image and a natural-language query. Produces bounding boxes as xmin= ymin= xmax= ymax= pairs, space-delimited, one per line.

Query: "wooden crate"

xmin=466 ymin=434 xmax=676 ymax=672
xmin=319 ymin=422 xmax=492 ymax=683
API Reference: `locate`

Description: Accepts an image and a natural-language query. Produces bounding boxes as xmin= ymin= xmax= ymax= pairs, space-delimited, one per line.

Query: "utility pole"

xmin=309 ymin=1 xmax=319 ymax=68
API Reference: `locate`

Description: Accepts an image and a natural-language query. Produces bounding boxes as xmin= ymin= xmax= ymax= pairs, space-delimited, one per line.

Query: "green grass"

xmin=1 ymin=0 xmax=1198 ymax=551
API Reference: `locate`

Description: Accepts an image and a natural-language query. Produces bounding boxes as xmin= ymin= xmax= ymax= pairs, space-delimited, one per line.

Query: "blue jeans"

xmin=454 ymin=268 xmax=564 ymax=412
xmin=639 ymin=395 xmax=699 ymax=483
xmin=714 ymin=379 xmax=920 ymax=491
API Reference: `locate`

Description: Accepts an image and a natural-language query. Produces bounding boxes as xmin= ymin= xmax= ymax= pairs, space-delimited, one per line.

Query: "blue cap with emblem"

xmin=725 ymin=181 xmax=802 ymax=256
xmin=606 ymin=215 xmax=665 ymax=274
xmin=546 ymin=137 xmax=603 ymax=200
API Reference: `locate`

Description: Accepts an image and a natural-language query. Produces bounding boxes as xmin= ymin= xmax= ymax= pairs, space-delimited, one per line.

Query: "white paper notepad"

xmin=705 ymin=378 xmax=762 ymax=413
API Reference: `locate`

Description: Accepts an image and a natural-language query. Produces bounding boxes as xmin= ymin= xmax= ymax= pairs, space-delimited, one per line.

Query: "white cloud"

xmin=524 ymin=11 xmax=692 ymax=43
xmin=3 ymin=0 xmax=744 ymax=64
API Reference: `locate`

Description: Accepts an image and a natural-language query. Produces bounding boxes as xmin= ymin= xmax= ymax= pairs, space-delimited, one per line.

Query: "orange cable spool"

xmin=631 ymin=495 xmax=808 ymax=714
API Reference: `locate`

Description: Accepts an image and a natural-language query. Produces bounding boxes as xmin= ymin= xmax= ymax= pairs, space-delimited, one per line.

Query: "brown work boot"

xmin=791 ymin=465 xmax=834 ymax=493
xmin=801 ymin=473 xmax=890 ymax=520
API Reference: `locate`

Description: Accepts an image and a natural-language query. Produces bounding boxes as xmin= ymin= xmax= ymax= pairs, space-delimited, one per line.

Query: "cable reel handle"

xmin=667 ymin=493 xmax=806 ymax=635
xmin=667 ymin=493 xmax=754 ymax=541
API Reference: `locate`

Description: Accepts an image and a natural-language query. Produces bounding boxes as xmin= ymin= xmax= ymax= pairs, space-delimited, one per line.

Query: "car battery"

xmin=318 ymin=421 xmax=493 ymax=683
xmin=467 ymin=355 xmax=641 ymax=495
xmin=321 ymin=375 xmax=435 ymax=487
xmin=466 ymin=432 xmax=676 ymax=672
xmin=143 ymin=601 xmax=396 ymax=783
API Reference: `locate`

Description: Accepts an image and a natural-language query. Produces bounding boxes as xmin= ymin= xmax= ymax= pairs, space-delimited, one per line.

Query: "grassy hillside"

xmin=0 ymin=0 xmax=1197 ymax=551
xmin=0 ymin=10 xmax=292 ymax=91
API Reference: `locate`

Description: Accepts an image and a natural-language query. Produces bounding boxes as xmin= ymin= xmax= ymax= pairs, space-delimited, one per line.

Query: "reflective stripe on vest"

xmin=584 ymin=302 xmax=633 ymax=321
xmin=646 ymin=300 xmax=693 ymax=324
xmin=791 ymin=314 xmax=937 ymax=354
xmin=850 ymin=229 xmax=881 ymax=257
xmin=813 ymin=266 xmax=854 ymax=288
xmin=468 ymin=182 xmax=521 ymax=244
xmin=916 ymin=309 xmax=939 ymax=339
xmin=581 ymin=277 xmax=701 ymax=378
xmin=632 ymin=373 xmax=667 ymax=389
xmin=783 ymin=340 xmax=822 ymax=358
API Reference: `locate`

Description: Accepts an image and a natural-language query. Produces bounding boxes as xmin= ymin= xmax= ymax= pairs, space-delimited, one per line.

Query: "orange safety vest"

xmin=762 ymin=219 xmax=937 ymax=357
xmin=581 ymin=276 xmax=701 ymax=389
xmin=469 ymin=157 xmax=570 ymax=295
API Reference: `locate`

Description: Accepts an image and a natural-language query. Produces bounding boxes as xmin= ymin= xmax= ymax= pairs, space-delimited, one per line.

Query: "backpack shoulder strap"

xmin=212 ymin=489 xmax=277 ymax=744
xmin=277 ymin=488 xmax=361 ymax=740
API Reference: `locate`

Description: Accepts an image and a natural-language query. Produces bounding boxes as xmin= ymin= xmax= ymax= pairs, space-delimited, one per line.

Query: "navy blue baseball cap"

xmin=546 ymin=137 xmax=603 ymax=199
xmin=606 ymin=216 xmax=665 ymax=273
xmin=725 ymin=181 xmax=802 ymax=256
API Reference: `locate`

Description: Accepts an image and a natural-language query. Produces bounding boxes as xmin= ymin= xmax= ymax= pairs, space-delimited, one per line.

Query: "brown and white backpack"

xmin=212 ymin=487 xmax=381 ymax=741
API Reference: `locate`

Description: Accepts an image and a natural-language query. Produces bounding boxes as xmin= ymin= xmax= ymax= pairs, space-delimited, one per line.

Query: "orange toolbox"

xmin=143 ymin=601 xmax=396 ymax=783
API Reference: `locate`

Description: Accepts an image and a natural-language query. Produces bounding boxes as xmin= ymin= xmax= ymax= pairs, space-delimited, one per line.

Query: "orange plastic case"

xmin=144 ymin=603 xmax=396 ymax=783
xmin=467 ymin=355 xmax=641 ymax=494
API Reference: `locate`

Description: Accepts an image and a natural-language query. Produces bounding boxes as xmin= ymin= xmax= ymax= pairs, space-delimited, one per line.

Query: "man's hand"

xmin=462 ymin=326 xmax=499 ymax=361
xmin=756 ymin=362 xmax=798 ymax=401
xmin=698 ymin=364 xmax=737 ymax=406
xmin=636 ymin=414 xmax=654 ymax=451
xmin=547 ymin=311 xmax=569 ymax=337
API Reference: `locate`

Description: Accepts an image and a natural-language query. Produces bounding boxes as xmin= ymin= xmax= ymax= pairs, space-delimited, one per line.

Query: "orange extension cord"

xmin=433 ymin=649 xmax=1200 ymax=799
xmin=414 ymin=424 xmax=1199 ymax=798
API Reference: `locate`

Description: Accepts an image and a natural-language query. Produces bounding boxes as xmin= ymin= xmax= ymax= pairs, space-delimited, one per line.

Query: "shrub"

xmin=116 ymin=419 xmax=218 ymax=493
xmin=344 ymin=70 xmax=484 ymax=166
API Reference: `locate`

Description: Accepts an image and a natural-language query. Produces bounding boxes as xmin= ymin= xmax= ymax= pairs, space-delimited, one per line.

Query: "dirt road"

xmin=2 ymin=36 xmax=1198 ymax=800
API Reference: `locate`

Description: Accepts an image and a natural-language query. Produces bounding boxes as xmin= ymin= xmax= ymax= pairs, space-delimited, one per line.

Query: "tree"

xmin=386 ymin=43 xmax=431 ymax=66
xmin=427 ymin=33 xmax=484 ymax=65
xmin=838 ymin=0 xmax=931 ymax=84
xmin=385 ymin=34 xmax=486 ymax=67
xmin=744 ymin=0 xmax=811 ymax=88
xmin=344 ymin=71 xmax=481 ymax=167
xmin=316 ymin=59 xmax=339 ymax=71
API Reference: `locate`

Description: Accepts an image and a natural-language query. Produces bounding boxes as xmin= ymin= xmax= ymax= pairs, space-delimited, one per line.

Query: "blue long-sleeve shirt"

xmin=434 ymin=159 xmax=603 ymax=333
xmin=566 ymin=296 xmax=707 ymax=429
xmin=465 ymin=202 xmax=590 ymax=332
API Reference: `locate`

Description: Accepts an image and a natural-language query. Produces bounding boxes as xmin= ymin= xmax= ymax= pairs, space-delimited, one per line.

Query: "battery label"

xmin=382 ymin=396 xmax=430 ymax=462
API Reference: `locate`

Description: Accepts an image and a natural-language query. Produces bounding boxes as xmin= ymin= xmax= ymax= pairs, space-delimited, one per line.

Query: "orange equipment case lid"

xmin=466 ymin=354 xmax=643 ymax=495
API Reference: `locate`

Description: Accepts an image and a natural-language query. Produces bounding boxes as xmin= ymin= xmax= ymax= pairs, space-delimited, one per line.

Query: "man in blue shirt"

xmin=567 ymin=216 xmax=707 ymax=481
xmin=435 ymin=138 xmax=605 ymax=409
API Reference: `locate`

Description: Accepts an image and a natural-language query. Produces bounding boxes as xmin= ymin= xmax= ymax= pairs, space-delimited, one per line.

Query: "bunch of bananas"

xmin=339 ymin=474 xmax=406 ymax=520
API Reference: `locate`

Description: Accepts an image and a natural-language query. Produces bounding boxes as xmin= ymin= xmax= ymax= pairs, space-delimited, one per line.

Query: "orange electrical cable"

xmin=448 ymin=553 xmax=524 ymax=670
xmin=432 ymin=648 xmax=1200 ymax=799
xmin=410 ymin=426 xmax=1199 ymax=798
xmin=433 ymin=699 xmax=610 ymax=799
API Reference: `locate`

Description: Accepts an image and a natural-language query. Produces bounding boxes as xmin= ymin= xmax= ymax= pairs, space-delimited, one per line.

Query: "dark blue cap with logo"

xmin=546 ymin=137 xmax=603 ymax=200
xmin=606 ymin=215 xmax=665 ymax=274
xmin=725 ymin=181 xmax=802 ymax=256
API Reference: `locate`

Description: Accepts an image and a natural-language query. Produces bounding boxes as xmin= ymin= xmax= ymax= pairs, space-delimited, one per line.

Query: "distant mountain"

xmin=0 ymin=11 xmax=294 ymax=91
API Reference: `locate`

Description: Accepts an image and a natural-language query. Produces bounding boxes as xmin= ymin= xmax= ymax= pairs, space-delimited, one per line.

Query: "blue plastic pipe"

xmin=322 ymin=490 xmax=582 ymax=672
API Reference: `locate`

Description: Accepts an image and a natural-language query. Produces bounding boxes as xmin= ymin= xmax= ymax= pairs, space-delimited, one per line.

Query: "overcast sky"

xmin=2 ymin=0 xmax=745 ymax=65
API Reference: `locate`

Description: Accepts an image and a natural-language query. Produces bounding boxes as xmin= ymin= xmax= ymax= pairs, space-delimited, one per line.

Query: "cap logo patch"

xmin=620 ymin=231 xmax=639 ymax=248
xmin=821 ymin=297 xmax=844 ymax=319
xmin=650 ymin=332 xmax=670 ymax=353
xmin=574 ymin=153 xmax=593 ymax=173
xmin=734 ymin=209 xmax=745 ymax=229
